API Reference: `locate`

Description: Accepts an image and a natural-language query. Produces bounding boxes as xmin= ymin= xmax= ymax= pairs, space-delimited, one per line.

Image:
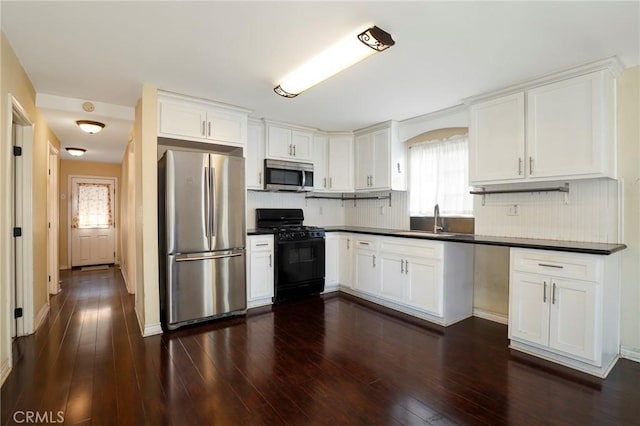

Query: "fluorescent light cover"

xmin=66 ymin=147 xmax=86 ymax=157
xmin=275 ymin=26 xmax=394 ymax=97
xmin=76 ymin=120 xmax=105 ymax=134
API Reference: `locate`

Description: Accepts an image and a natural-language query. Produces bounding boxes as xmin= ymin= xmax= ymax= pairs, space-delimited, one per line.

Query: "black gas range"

xmin=256 ymin=209 xmax=325 ymax=302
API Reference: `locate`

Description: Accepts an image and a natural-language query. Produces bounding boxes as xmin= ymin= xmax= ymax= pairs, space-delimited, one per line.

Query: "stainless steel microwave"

xmin=264 ymin=159 xmax=314 ymax=192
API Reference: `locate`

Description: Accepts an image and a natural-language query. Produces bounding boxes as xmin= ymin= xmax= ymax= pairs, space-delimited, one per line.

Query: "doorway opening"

xmin=9 ymin=96 xmax=34 ymax=338
xmin=69 ymin=176 xmax=117 ymax=268
xmin=48 ymin=143 xmax=60 ymax=294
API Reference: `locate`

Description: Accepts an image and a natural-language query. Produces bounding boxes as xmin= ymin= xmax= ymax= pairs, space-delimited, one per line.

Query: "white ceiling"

xmin=2 ymin=1 xmax=639 ymax=163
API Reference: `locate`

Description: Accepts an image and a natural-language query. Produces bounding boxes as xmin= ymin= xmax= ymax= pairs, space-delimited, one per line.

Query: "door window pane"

xmin=75 ymin=183 xmax=112 ymax=228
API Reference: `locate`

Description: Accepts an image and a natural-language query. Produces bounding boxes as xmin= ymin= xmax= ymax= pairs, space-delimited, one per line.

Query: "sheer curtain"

xmin=409 ymin=135 xmax=473 ymax=216
xmin=76 ymin=183 xmax=113 ymax=228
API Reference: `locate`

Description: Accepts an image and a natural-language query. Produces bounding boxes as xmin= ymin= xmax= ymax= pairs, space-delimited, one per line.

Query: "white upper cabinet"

xmin=327 ymin=133 xmax=354 ymax=192
xmin=157 ymin=91 xmax=249 ymax=147
xmin=246 ymin=119 xmax=265 ymax=190
xmin=469 ymin=92 xmax=526 ymax=183
xmin=468 ymin=66 xmax=618 ymax=186
xmin=313 ymin=133 xmax=329 ymax=191
xmin=354 ymin=121 xmax=406 ymax=192
xmin=266 ymin=121 xmax=313 ymax=162
xmin=526 ymin=71 xmax=615 ymax=180
xmin=313 ymin=132 xmax=354 ymax=192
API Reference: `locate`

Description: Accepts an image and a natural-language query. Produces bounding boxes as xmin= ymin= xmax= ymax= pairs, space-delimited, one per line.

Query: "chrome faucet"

xmin=434 ymin=204 xmax=444 ymax=233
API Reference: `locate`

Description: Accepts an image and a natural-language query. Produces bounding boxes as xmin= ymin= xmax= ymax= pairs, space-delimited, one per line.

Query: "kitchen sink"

xmin=394 ymin=230 xmax=458 ymax=238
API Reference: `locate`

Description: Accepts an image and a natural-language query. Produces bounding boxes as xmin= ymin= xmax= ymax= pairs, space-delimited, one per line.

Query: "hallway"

xmin=2 ymin=268 xmax=639 ymax=425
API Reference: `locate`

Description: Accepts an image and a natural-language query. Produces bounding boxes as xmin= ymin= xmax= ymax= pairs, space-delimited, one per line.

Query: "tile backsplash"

xmin=473 ymin=178 xmax=620 ymax=243
xmin=248 ymin=178 xmax=620 ymax=244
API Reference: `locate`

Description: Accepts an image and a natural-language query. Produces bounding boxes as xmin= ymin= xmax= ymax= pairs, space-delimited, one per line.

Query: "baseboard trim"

xmin=134 ymin=303 xmax=163 ymax=337
xmin=0 ymin=357 xmax=11 ymax=386
xmin=473 ymin=308 xmax=508 ymax=325
xmin=119 ymin=267 xmax=134 ymax=294
xmin=620 ymin=346 xmax=640 ymax=363
xmin=34 ymin=302 xmax=50 ymax=332
xmin=143 ymin=323 xmax=163 ymax=337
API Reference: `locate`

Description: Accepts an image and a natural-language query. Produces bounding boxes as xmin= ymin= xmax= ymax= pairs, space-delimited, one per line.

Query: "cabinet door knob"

xmin=293 ymin=145 xmax=296 ymax=156
xmin=202 ymin=120 xmax=206 ymax=136
xmin=373 ymin=255 xmax=376 ymax=268
xmin=329 ymin=177 xmax=333 ymax=188
xmin=259 ymin=171 xmax=262 ymax=184
xmin=347 ymin=239 xmax=350 ymax=249
xmin=551 ymin=282 xmax=556 ymax=304
xmin=543 ymin=281 xmax=547 ymax=303
xmin=401 ymin=259 xmax=404 ymax=273
xmin=208 ymin=121 xmax=212 ymax=137
xmin=323 ymin=177 xmax=327 ymax=188
xmin=269 ymin=254 xmax=272 ymax=267
xmin=405 ymin=260 xmax=408 ymax=274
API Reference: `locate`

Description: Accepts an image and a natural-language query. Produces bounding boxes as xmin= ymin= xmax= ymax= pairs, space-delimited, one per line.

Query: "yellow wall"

xmin=618 ymin=66 xmax=640 ymax=355
xmin=1 ymin=33 xmax=61 ymax=382
xmin=132 ymin=85 xmax=160 ymax=335
xmin=119 ymin=141 xmax=136 ymax=294
xmin=58 ymin=160 xmax=122 ymax=268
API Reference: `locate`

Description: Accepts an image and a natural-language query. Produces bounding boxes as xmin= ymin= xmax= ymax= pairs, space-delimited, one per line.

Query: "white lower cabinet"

xmin=341 ymin=233 xmax=473 ymax=326
xmin=405 ymin=255 xmax=443 ymax=317
xmin=246 ymin=235 xmax=274 ymax=308
xmin=509 ymin=248 xmax=620 ymax=377
xmin=354 ymin=237 xmax=378 ymax=295
xmin=325 ymin=234 xmax=340 ymax=292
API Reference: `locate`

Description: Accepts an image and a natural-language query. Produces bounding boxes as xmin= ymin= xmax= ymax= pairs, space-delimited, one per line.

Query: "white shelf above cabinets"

xmin=157 ymin=91 xmax=250 ymax=147
xmin=468 ymin=65 xmax=618 ymax=186
xmin=265 ymin=121 xmax=314 ymax=162
xmin=354 ymin=121 xmax=406 ymax=192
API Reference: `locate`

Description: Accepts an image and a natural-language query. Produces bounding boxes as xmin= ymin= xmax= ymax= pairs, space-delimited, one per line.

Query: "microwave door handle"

xmin=301 ymin=169 xmax=306 ymax=189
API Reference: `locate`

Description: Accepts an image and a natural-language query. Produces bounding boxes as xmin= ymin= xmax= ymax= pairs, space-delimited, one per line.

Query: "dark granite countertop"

xmin=321 ymin=226 xmax=626 ymax=255
xmin=247 ymin=228 xmax=275 ymax=236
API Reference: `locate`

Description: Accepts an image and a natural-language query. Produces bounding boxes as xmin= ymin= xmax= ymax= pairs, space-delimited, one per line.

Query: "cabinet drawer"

xmin=354 ymin=237 xmax=378 ymax=251
xmin=380 ymin=237 xmax=443 ymax=259
xmin=249 ymin=236 xmax=273 ymax=251
xmin=511 ymin=249 xmax=600 ymax=282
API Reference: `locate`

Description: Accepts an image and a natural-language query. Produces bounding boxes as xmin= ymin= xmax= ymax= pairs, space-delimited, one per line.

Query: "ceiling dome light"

xmin=66 ymin=147 xmax=86 ymax=157
xmin=274 ymin=25 xmax=395 ymax=98
xmin=76 ymin=120 xmax=105 ymax=134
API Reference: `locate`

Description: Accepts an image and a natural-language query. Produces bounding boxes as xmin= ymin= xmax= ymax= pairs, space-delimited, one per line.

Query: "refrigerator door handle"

xmin=204 ymin=166 xmax=210 ymax=242
xmin=209 ymin=161 xmax=216 ymax=239
xmin=175 ymin=250 xmax=244 ymax=262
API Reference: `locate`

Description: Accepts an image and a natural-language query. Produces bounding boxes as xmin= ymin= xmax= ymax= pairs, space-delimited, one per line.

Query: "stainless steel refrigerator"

xmin=158 ymin=150 xmax=246 ymax=330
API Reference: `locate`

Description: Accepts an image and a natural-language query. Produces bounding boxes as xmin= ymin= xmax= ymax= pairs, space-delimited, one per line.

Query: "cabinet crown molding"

xmin=157 ymin=89 xmax=252 ymax=114
xmin=263 ymin=118 xmax=318 ymax=132
xmin=354 ymin=120 xmax=398 ymax=135
xmin=463 ymin=56 xmax=624 ymax=105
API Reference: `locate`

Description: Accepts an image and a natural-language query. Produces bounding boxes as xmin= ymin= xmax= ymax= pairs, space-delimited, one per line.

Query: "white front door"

xmin=70 ymin=177 xmax=116 ymax=267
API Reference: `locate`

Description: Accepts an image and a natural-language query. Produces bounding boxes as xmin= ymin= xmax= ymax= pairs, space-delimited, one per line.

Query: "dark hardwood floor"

xmin=2 ymin=268 xmax=639 ymax=425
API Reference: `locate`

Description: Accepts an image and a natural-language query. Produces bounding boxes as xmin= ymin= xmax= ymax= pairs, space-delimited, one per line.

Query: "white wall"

xmin=474 ymin=178 xmax=620 ymax=243
xmin=247 ymin=191 xmax=344 ymax=229
xmin=344 ymin=191 xmax=409 ymax=230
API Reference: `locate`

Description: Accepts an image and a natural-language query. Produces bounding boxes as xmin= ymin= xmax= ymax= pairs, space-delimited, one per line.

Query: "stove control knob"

xmin=299 ymin=231 xmax=306 ymax=238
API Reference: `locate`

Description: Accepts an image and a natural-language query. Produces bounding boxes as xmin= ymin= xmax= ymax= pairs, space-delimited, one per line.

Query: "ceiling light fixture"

xmin=65 ymin=147 xmax=86 ymax=157
xmin=274 ymin=25 xmax=395 ymax=98
xmin=76 ymin=120 xmax=105 ymax=134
